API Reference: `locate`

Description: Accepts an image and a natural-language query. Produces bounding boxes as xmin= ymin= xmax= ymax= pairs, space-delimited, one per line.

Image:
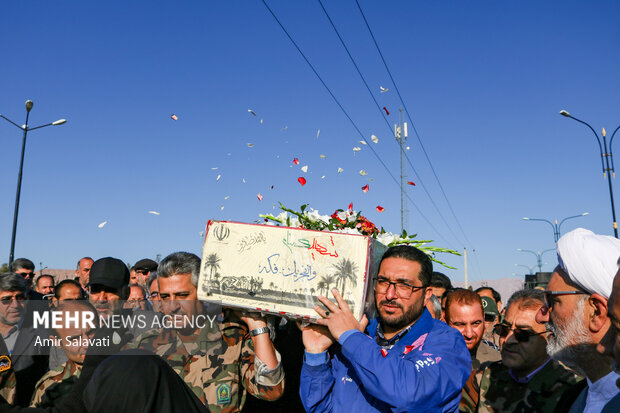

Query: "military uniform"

xmin=29 ymin=359 xmax=81 ymax=407
xmin=477 ymin=359 xmax=582 ymax=413
xmin=459 ymin=341 xmax=500 ymax=413
xmin=124 ymin=317 xmax=284 ymax=413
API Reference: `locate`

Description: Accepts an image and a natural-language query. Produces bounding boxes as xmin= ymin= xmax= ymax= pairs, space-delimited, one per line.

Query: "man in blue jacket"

xmin=300 ymin=245 xmax=471 ymax=412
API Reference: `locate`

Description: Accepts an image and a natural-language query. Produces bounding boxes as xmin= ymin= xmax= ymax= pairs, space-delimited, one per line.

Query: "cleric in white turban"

xmin=557 ymin=227 xmax=620 ymax=299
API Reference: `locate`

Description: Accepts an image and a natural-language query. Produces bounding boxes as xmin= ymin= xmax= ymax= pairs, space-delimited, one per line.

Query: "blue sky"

xmin=1 ymin=1 xmax=619 ymax=283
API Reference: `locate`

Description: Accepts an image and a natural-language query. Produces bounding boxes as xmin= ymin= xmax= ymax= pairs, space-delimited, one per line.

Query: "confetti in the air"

xmin=98 ymin=221 xmax=107 ymax=228
xmin=281 ymin=126 xmax=288 ymax=132
xmin=317 ymin=129 xmax=320 ymax=139
xmin=293 ymin=158 xmax=300 ymax=165
xmin=257 ymin=193 xmax=263 ymax=201
xmin=406 ymin=146 xmax=410 ymax=150
xmin=270 ymin=185 xmax=274 ymax=190
xmin=359 ymin=140 xmax=367 ymax=145
xmin=383 ymin=107 xmax=390 ymax=116
xmin=361 ymin=184 xmax=369 ymax=193
xmin=320 ymin=154 xmax=325 ymax=159
xmin=247 ymin=143 xmax=254 ymax=148
xmin=148 ymin=211 xmax=160 ymax=215
xmin=371 ymin=135 xmax=379 ymax=143
xmin=321 ymin=175 xmax=326 ymax=179
xmin=380 ymin=86 xmax=389 ymax=93
xmin=301 ymin=165 xmax=308 ymax=173
xmin=337 ymin=167 xmax=344 ymax=173
xmin=407 ymin=181 xmax=416 ymax=186
xmin=376 ymin=206 xmax=385 ymax=213
xmin=359 ymin=170 xmax=368 ymax=176
xmin=353 ymin=147 xmax=361 ymax=153
xmin=242 ymin=178 xmax=246 ymax=183
xmin=348 ymin=203 xmax=353 ymax=211
xmin=171 ymin=114 xmax=178 ymax=121
xmin=211 ymin=167 xmax=219 ymax=170
xmin=216 ymin=174 xmax=221 ymax=182
xmin=248 ymin=109 xmax=257 ymax=117
xmin=224 ymin=196 xmax=230 ymax=200
xmin=298 ymin=177 xmax=307 ymax=186
xmin=220 ymin=206 xmax=225 ymax=210
xmin=260 ymin=119 xmax=263 ymax=124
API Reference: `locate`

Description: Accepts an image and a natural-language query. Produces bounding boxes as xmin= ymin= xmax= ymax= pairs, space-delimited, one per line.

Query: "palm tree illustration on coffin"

xmin=202 ymin=253 xmax=221 ymax=294
xmin=316 ymin=275 xmax=336 ymax=296
xmin=330 ymin=258 xmax=358 ymax=298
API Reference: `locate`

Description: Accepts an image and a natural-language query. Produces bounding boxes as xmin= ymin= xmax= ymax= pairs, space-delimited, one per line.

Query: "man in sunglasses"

xmin=299 ymin=245 xmax=471 ymax=412
xmin=476 ymin=289 xmax=581 ymax=412
xmin=129 ymin=258 xmax=157 ymax=290
xmin=535 ymin=228 xmax=620 ymax=413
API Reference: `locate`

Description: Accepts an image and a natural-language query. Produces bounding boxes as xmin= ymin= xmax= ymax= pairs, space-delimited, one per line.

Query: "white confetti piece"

xmin=260 ymin=119 xmax=263 ymax=124
xmin=321 ymin=175 xmax=326 ymax=179
xmin=353 ymin=147 xmax=361 ymax=152
xmin=406 ymin=146 xmax=410 ymax=150
xmin=317 ymin=129 xmax=320 ymax=138
xmin=216 ymin=174 xmax=221 ymax=182
xmin=220 ymin=205 xmax=225 ymax=210
xmin=359 ymin=140 xmax=367 ymax=145
xmin=148 ymin=211 xmax=160 ymax=215
xmin=98 ymin=221 xmax=107 ymax=229
xmin=359 ymin=170 xmax=368 ymax=176
xmin=211 ymin=167 xmax=219 ymax=170
xmin=371 ymin=135 xmax=379 ymax=143
xmin=224 ymin=196 xmax=230 ymax=200
xmin=380 ymin=86 xmax=389 ymax=93
xmin=320 ymin=154 xmax=326 ymax=159
xmin=337 ymin=167 xmax=344 ymax=173
xmin=242 ymin=178 xmax=246 ymax=183
xmin=247 ymin=143 xmax=254 ymax=147
xmin=301 ymin=165 xmax=308 ymax=173
xmin=248 ymin=109 xmax=257 ymax=116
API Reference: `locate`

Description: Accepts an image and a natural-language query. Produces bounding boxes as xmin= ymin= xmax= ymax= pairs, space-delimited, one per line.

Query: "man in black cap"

xmin=130 ymin=259 xmax=157 ymax=290
xmin=88 ymin=257 xmax=129 ymax=320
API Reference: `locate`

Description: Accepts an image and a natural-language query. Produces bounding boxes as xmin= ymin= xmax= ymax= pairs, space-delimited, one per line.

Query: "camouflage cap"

xmin=481 ymin=296 xmax=498 ymax=316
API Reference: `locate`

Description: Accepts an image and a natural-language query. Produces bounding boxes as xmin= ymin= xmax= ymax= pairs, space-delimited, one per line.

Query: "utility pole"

xmin=464 ymin=248 xmax=468 ymax=289
xmin=395 ymin=108 xmax=408 ymax=233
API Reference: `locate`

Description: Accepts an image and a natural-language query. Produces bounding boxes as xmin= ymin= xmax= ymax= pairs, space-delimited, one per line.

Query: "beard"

xmin=545 ymin=298 xmax=590 ymax=375
xmin=376 ymin=297 xmax=424 ymax=331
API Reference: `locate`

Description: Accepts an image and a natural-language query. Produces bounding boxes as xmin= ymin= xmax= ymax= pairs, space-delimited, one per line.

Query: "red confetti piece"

xmin=171 ymin=114 xmax=178 ymax=120
xmin=361 ymin=184 xmax=369 ymax=193
xmin=376 ymin=205 xmax=385 ymax=212
xmin=293 ymin=158 xmax=299 ymax=165
xmin=383 ymin=107 xmax=390 ymax=116
xmin=407 ymin=181 xmax=416 ymax=186
xmin=298 ymin=177 xmax=307 ymax=186
xmin=348 ymin=202 xmax=353 ymax=211
xmin=257 ymin=193 xmax=263 ymax=201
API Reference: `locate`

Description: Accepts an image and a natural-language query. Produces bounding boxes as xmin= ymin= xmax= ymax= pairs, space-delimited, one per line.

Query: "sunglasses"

xmin=493 ymin=323 xmax=546 ymax=342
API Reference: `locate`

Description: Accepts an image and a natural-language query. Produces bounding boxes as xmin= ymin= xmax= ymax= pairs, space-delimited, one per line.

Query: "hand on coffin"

xmin=314 ymin=289 xmax=369 ymax=341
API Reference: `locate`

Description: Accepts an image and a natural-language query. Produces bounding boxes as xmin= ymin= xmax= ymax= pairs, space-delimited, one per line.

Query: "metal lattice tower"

xmin=395 ymin=108 xmax=408 ymax=233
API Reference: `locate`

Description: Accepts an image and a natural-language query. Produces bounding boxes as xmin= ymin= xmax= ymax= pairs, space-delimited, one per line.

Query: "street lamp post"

xmin=522 ymin=213 xmax=589 ymax=242
xmin=515 ymin=263 xmax=535 ymax=274
xmin=560 ymin=110 xmax=620 ymax=238
xmin=1 ymin=100 xmax=66 ymax=267
xmin=516 ymin=248 xmax=555 ymax=273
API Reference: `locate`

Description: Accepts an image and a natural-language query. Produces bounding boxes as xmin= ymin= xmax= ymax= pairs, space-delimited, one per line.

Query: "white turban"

xmin=556 ymin=228 xmax=620 ymax=299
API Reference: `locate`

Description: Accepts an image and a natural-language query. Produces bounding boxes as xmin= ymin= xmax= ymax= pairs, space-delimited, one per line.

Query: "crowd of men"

xmin=0 ymin=227 xmax=619 ymax=412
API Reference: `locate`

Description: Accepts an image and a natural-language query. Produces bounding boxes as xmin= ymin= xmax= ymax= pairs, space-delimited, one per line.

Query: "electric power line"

xmin=261 ymin=0 xmax=454 ymax=246
xmin=317 ymin=0 xmax=466 ymax=248
xmin=354 ymin=0 xmax=476 ymax=251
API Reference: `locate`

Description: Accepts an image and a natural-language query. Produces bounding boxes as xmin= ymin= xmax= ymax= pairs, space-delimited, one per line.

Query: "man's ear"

xmin=423 ymin=287 xmax=433 ymax=304
xmin=588 ymin=293 xmax=609 ymax=333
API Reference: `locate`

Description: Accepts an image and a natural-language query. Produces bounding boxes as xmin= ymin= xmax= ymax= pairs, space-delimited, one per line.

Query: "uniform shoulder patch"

xmin=0 ymin=355 xmax=11 ymax=372
xmin=216 ymin=383 xmax=232 ymax=404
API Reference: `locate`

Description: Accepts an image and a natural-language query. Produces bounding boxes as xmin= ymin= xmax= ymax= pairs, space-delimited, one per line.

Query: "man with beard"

xmin=124 ymin=251 xmax=284 ymax=412
xmin=597 ymin=259 xmax=620 ymax=412
xmin=536 ymin=228 xmax=620 ymax=413
xmin=299 ymin=245 xmax=471 ymax=412
xmin=477 ymin=289 xmax=581 ymax=413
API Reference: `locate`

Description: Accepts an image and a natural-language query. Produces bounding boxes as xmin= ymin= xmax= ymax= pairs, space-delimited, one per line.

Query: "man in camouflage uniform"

xmin=476 ymin=289 xmax=581 ymax=413
xmin=30 ymin=300 xmax=99 ymax=407
xmin=124 ymin=252 xmax=284 ymax=412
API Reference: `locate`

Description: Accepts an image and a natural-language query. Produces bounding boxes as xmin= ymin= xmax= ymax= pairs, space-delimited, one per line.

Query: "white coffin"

xmin=198 ymin=220 xmax=387 ymax=321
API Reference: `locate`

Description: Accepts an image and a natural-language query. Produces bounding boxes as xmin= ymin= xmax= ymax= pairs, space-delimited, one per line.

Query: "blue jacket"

xmin=300 ymin=309 xmax=471 ymax=412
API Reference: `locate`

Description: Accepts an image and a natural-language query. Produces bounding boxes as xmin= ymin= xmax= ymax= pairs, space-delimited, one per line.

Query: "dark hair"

xmin=505 ymin=289 xmax=545 ymax=312
xmin=429 ymin=272 xmax=452 ymax=289
xmin=157 ymin=252 xmax=201 ymax=287
xmin=475 ymin=286 xmax=502 ymax=304
xmin=50 ymin=300 xmax=99 ymax=336
xmin=444 ymin=288 xmax=483 ymax=323
xmin=121 ymin=284 xmax=147 ymax=299
xmin=10 ymin=258 xmax=34 ymax=272
xmin=379 ymin=245 xmax=433 ymax=286
xmin=54 ymin=279 xmax=84 ymax=299
xmin=35 ymin=274 xmax=54 ymax=287
xmin=0 ymin=273 xmax=28 ymax=293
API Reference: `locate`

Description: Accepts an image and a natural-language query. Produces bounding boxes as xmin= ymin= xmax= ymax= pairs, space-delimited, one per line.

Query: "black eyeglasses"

xmin=493 ymin=323 xmax=546 ymax=342
xmin=544 ymin=290 xmax=588 ymax=309
xmin=374 ymin=278 xmax=425 ymax=299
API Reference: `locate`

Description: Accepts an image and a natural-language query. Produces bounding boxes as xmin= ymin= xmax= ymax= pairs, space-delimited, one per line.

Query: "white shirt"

xmin=584 ymin=371 xmax=620 ymax=413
